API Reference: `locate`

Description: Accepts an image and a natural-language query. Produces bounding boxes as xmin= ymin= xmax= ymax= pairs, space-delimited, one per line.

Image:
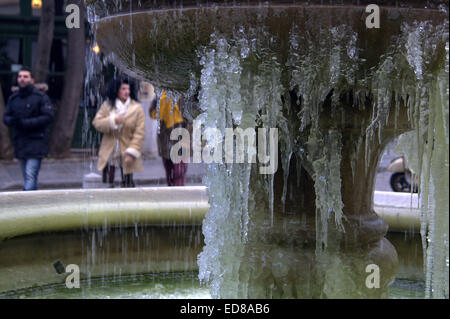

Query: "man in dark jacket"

xmin=3 ymin=67 xmax=54 ymax=191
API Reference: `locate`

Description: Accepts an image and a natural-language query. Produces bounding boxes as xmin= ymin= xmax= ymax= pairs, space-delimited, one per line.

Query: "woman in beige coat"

xmin=92 ymin=76 xmax=145 ymax=187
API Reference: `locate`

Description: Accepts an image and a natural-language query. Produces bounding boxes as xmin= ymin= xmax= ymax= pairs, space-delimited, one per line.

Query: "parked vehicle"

xmin=387 ymin=156 xmax=419 ymax=193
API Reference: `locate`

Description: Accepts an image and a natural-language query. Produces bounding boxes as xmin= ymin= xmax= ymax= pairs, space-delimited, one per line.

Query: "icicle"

xmin=278 ymin=94 xmax=293 ymax=214
xmin=265 ymin=65 xmax=283 ymax=226
xmin=424 ymin=71 xmax=449 ymax=299
xmin=393 ymin=20 xmax=449 ymax=299
xmin=197 ymin=32 xmax=250 ymax=298
xmin=307 ymin=128 xmax=346 ymax=255
xmin=281 ymin=150 xmax=292 ymax=214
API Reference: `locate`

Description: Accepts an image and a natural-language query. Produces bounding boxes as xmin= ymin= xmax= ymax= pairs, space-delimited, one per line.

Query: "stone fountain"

xmin=86 ymin=0 xmax=449 ymax=298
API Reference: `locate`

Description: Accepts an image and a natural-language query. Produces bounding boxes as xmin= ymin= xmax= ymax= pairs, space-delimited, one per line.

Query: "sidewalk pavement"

xmin=0 ymin=156 xmax=207 ymax=192
xmin=1 ymin=145 xmax=398 ymax=192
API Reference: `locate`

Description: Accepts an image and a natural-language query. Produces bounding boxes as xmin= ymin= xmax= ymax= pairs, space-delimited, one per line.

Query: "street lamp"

xmin=92 ymin=45 xmax=100 ymax=54
xmin=31 ymin=0 xmax=43 ymax=9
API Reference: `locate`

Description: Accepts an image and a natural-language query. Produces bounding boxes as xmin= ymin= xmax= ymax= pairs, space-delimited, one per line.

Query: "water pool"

xmin=0 ymin=272 xmax=210 ymax=299
xmin=0 ymin=231 xmax=427 ymax=299
xmin=0 ymin=272 xmax=423 ymax=299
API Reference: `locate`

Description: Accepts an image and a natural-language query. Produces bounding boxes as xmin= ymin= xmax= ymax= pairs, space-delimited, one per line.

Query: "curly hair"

xmin=106 ymin=75 xmax=138 ymax=107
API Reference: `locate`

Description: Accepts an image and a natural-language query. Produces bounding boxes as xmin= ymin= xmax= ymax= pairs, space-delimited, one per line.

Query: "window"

xmin=49 ymin=38 xmax=67 ymax=72
xmin=0 ymin=0 xmax=20 ymax=15
xmin=30 ymin=38 xmax=67 ymax=73
xmin=31 ymin=0 xmax=67 ymax=16
xmin=0 ymin=38 xmax=22 ymax=71
xmin=0 ymin=73 xmax=15 ymax=101
xmin=47 ymin=74 xmax=65 ymax=99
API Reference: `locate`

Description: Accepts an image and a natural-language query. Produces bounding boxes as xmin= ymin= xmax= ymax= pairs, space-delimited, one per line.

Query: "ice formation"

xmin=194 ymin=20 xmax=448 ymax=298
xmin=393 ymin=22 xmax=449 ymax=299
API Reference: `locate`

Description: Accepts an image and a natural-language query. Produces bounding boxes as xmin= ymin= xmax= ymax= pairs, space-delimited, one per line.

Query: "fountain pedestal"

xmin=239 ymin=99 xmax=412 ymax=298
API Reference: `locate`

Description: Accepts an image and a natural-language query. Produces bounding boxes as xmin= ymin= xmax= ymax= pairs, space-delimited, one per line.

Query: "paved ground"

xmin=0 ymin=142 xmax=400 ymax=192
xmin=0 ymin=155 xmax=206 ymax=191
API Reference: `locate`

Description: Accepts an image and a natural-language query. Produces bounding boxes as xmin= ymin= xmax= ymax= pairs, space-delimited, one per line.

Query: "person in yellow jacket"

xmin=93 ymin=76 xmax=145 ymax=187
xmin=150 ymin=90 xmax=187 ymax=186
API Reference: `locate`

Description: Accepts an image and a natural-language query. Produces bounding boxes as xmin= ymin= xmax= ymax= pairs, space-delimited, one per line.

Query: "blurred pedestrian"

xmin=150 ymin=91 xmax=188 ymax=186
xmin=92 ymin=76 xmax=145 ymax=188
xmin=2 ymin=67 xmax=54 ymax=191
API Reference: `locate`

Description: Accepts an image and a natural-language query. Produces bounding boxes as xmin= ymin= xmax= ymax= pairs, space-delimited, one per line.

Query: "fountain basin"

xmin=0 ymin=188 xmax=419 ymax=240
xmin=0 ymin=188 xmax=421 ymax=294
xmin=0 ymin=226 xmax=204 ymax=293
xmin=0 ymin=187 xmax=209 ymax=240
xmin=89 ymin=0 xmax=447 ymax=91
